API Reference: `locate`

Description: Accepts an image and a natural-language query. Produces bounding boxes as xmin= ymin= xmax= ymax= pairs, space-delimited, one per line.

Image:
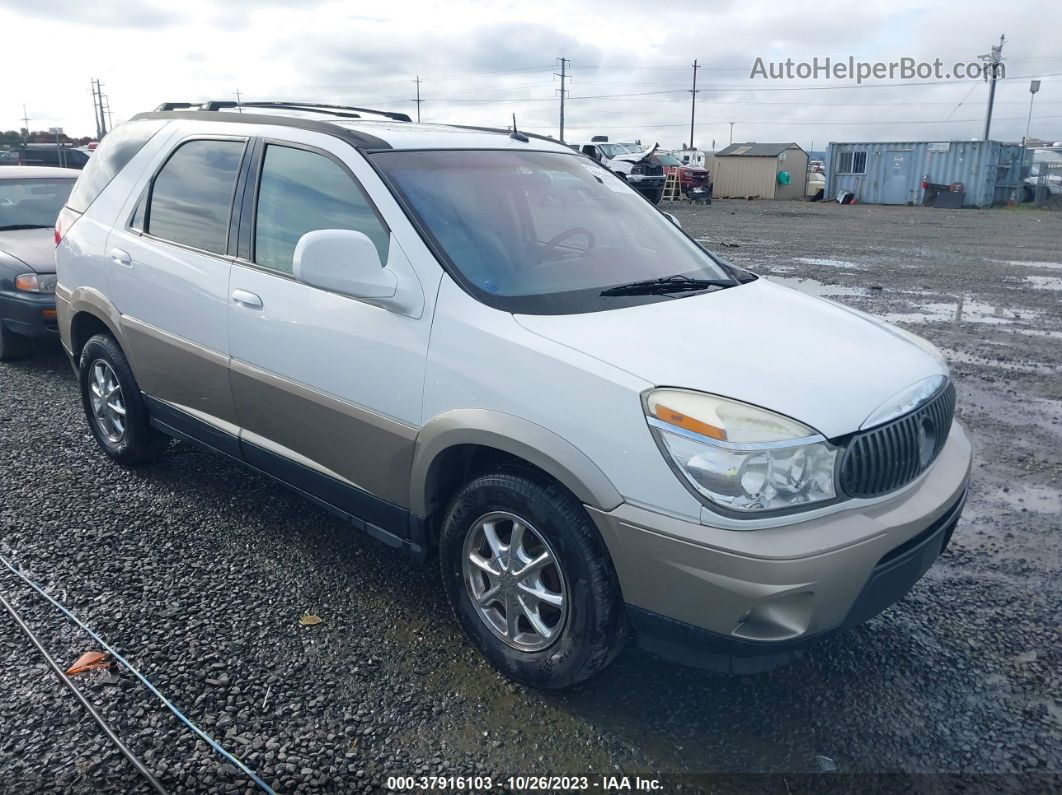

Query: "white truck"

xmin=569 ymin=137 xmax=666 ymax=204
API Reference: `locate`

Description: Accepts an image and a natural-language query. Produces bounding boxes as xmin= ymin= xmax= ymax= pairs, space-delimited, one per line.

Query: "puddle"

xmin=996 ymin=484 xmax=1062 ymax=515
xmin=794 ymin=257 xmax=863 ymax=269
xmin=940 ymin=348 xmax=1057 ymax=374
xmin=993 ymin=259 xmax=1062 ymax=271
xmin=1027 ymin=275 xmax=1062 ymax=291
xmin=767 ymin=275 xmax=868 ymax=298
xmin=882 ymin=296 xmax=1039 ymax=326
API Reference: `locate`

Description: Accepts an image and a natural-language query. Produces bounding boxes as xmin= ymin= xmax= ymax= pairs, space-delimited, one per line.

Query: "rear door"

xmin=105 ymin=134 xmax=249 ymax=431
xmin=227 ymin=131 xmax=431 ymax=534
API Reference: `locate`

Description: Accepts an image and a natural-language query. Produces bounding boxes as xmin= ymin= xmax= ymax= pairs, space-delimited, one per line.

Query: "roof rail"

xmin=152 ymin=100 xmax=411 ymax=123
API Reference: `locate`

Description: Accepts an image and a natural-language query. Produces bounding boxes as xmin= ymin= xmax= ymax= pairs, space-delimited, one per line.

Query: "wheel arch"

xmin=60 ymin=287 xmax=129 ymax=361
xmin=411 ymin=409 xmax=623 ymax=521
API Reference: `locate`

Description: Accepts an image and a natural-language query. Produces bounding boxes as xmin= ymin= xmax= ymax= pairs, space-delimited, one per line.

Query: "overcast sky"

xmin=2 ymin=0 xmax=1061 ymax=150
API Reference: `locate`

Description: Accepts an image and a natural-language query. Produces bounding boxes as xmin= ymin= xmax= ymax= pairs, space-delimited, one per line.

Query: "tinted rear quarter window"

xmin=146 ymin=139 xmax=245 ymax=255
xmin=65 ymin=120 xmax=167 ymax=213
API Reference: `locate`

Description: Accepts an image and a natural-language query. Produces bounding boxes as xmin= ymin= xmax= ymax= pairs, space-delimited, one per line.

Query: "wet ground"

xmin=0 ymin=199 xmax=1059 ymax=792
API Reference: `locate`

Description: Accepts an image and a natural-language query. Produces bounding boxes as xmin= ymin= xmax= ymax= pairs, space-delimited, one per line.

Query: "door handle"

xmin=110 ymin=248 xmax=132 ymax=266
xmin=231 ymin=289 xmax=263 ymax=309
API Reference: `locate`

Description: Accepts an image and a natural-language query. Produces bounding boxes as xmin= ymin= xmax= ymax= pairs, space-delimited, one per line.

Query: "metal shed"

xmin=825 ymin=140 xmax=1024 ymax=208
xmin=713 ymin=142 xmax=809 ymax=200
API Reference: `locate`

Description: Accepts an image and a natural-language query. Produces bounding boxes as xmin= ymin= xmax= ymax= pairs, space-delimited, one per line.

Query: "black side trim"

xmin=145 ymin=396 xmax=242 ymax=459
xmin=144 ymin=396 xmax=426 ymax=560
xmin=129 ymin=111 xmax=392 ymax=151
xmin=240 ymin=440 xmax=409 ymax=544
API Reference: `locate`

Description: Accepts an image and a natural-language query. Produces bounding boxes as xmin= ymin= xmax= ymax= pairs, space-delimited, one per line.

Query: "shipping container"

xmin=825 ymin=140 xmax=1023 ymax=208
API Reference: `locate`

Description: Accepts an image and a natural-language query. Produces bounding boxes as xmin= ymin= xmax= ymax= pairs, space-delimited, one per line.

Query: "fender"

xmin=411 ymin=408 xmax=623 ymax=517
xmin=56 ymin=285 xmax=130 ymax=364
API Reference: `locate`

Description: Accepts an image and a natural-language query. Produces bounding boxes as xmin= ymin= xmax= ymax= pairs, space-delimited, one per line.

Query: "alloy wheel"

xmin=461 ymin=511 xmax=569 ymax=652
xmin=88 ymin=359 xmax=127 ymax=444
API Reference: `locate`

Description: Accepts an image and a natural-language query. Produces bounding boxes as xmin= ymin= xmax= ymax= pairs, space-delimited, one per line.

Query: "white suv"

xmin=55 ymin=103 xmax=971 ymax=688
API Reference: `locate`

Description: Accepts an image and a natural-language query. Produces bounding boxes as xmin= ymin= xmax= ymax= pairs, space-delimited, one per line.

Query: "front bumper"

xmin=588 ymin=420 xmax=972 ymax=672
xmin=627 ymin=175 xmax=666 ymax=193
xmin=0 ymin=289 xmax=58 ymax=339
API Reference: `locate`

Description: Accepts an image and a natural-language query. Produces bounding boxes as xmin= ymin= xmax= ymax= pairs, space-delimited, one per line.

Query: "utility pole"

xmin=688 ymin=59 xmax=700 ymax=151
xmin=90 ymin=78 xmax=108 ymax=139
xmin=411 ymin=76 xmax=423 ymax=123
xmin=234 ymin=88 xmax=244 ymax=113
xmin=555 ymin=57 xmax=569 ymax=143
xmin=980 ymin=34 xmax=1005 ymax=140
xmin=20 ymin=104 xmax=30 ymax=145
xmin=1015 ymin=79 xmax=1041 ymax=202
xmin=729 ymin=121 xmax=734 ymax=145
xmin=90 ymin=79 xmax=100 ymax=139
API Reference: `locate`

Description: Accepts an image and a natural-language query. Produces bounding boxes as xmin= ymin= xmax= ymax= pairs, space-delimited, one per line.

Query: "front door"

xmin=884 ymin=150 xmax=914 ymax=204
xmin=227 ymin=134 xmax=431 ymax=533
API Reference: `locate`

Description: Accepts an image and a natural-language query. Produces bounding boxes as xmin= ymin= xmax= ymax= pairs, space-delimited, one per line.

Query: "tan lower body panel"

xmin=229 ymin=360 xmax=417 ymax=508
xmin=122 ymin=316 xmax=240 ymax=426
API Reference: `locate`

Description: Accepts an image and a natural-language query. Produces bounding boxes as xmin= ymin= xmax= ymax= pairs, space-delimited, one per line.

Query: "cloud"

xmin=0 ymin=0 xmax=180 ymax=28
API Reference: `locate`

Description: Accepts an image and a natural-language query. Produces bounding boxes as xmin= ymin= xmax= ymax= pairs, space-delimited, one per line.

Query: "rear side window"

xmin=147 ymin=139 xmax=245 ymax=255
xmin=253 ymin=144 xmax=389 ymax=274
xmin=66 ymin=120 xmax=166 ymax=212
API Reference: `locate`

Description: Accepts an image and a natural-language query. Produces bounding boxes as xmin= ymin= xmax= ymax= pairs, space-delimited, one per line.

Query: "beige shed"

xmin=713 ymin=142 xmax=809 ymax=200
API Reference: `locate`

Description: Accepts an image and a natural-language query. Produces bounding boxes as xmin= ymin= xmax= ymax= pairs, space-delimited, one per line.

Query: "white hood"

xmin=610 ymin=143 xmax=658 ymax=164
xmin=515 ymin=278 xmax=948 ymax=439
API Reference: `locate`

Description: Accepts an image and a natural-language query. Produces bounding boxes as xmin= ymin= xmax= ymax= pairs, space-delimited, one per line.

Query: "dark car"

xmin=18 ymin=144 xmax=90 ymax=170
xmin=0 ymin=166 xmax=77 ymax=359
xmin=654 ymin=152 xmax=710 ymax=194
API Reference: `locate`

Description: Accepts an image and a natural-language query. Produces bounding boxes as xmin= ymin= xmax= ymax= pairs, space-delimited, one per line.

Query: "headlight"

xmin=645 ymin=389 xmax=839 ymax=514
xmin=14 ymin=273 xmax=57 ymax=293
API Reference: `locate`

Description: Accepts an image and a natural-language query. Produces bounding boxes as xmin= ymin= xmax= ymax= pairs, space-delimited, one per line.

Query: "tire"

xmin=0 ymin=323 xmax=30 ymax=361
xmin=440 ymin=466 xmax=628 ymax=689
xmin=645 ymin=188 xmax=663 ymax=205
xmin=78 ymin=333 xmax=170 ymax=466
xmin=1022 ymin=185 xmax=1035 ymax=203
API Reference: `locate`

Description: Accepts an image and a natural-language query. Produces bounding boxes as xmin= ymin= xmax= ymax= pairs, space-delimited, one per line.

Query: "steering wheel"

xmin=540 ymin=226 xmax=596 ymax=261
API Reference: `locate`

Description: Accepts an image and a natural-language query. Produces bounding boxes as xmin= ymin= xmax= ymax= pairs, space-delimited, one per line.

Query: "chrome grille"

xmin=840 ymin=382 xmax=956 ymax=498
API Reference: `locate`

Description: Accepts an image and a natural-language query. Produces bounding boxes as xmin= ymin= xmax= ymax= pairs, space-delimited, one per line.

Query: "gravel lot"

xmin=1 ymin=199 xmax=1060 ymax=792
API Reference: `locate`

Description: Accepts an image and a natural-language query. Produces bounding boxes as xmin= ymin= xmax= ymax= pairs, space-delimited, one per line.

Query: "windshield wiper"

xmin=0 ymin=224 xmax=52 ymax=231
xmin=600 ymin=274 xmax=734 ymax=296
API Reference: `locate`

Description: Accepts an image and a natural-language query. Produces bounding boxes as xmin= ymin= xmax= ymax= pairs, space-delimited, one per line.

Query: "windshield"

xmin=655 ymin=153 xmax=682 ymax=166
xmin=0 ymin=178 xmax=76 ymax=229
xmin=373 ymin=149 xmax=735 ymax=314
xmin=597 ymin=143 xmax=634 ymax=158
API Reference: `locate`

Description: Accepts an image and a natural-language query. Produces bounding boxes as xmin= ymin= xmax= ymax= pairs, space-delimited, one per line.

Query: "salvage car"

xmin=571 ymin=138 xmax=667 ymax=203
xmin=55 ymin=104 xmax=971 ymax=688
xmin=0 ymin=166 xmax=76 ymax=359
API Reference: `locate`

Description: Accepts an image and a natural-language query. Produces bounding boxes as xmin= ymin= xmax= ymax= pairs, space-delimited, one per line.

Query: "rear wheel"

xmin=0 ymin=323 xmax=30 ymax=361
xmin=440 ymin=466 xmax=628 ymax=689
xmin=78 ymin=333 xmax=170 ymax=465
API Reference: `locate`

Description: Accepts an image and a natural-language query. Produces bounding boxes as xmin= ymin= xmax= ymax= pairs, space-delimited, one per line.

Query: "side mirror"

xmin=293 ymin=229 xmax=397 ymax=300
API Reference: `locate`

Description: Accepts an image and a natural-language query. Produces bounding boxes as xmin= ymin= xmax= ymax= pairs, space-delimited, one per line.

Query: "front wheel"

xmin=440 ymin=467 xmax=628 ymax=689
xmin=645 ymin=188 xmax=663 ymax=205
xmin=78 ymin=333 xmax=170 ymax=466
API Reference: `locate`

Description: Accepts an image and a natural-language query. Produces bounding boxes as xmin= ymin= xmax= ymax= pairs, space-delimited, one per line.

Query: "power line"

xmin=559 ymin=113 xmax=1062 ymax=130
